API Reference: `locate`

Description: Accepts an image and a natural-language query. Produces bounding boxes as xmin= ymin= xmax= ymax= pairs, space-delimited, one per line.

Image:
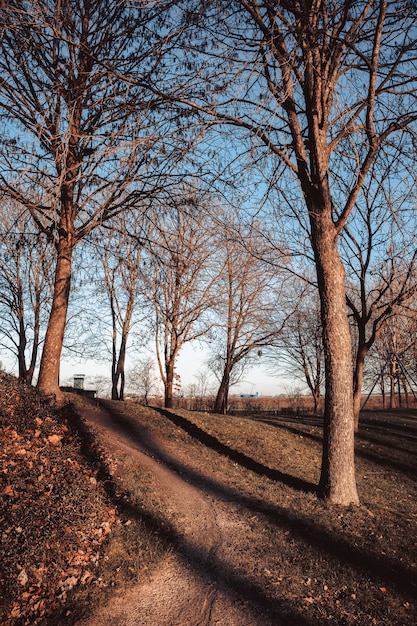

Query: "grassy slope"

xmin=108 ymin=401 xmax=417 ymax=626
xmin=1 ymin=372 xmax=417 ymax=625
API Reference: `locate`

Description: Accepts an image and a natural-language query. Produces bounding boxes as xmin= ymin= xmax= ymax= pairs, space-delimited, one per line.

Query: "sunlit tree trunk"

xmin=214 ymin=368 xmax=230 ymax=414
xmin=311 ymin=212 xmax=359 ymax=505
xmin=353 ymin=345 xmax=367 ymax=432
xmin=111 ymin=334 xmax=128 ymax=401
xmin=37 ymin=234 xmax=73 ymax=398
xmin=165 ymin=360 xmax=175 ymax=409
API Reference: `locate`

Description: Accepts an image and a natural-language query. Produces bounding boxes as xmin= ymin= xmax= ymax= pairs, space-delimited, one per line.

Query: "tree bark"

xmin=37 ymin=236 xmax=73 ymax=399
xmin=17 ymin=314 xmax=28 ymax=383
xmin=165 ymin=361 xmax=175 ymax=408
xmin=353 ymin=345 xmax=367 ymax=432
xmin=214 ymin=369 xmax=230 ymax=414
xmin=111 ymin=336 xmax=127 ymax=401
xmin=312 ymin=214 xmax=359 ymax=505
xmin=312 ymin=387 xmax=320 ymax=415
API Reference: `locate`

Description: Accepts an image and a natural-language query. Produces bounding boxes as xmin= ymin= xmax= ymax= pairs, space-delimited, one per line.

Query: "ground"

xmin=1 ymin=374 xmax=417 ymax=625
xmin=73 ymin=398 xmax=279 ymax=625
xmin=72 ymin=397 xmax=417 ymax=626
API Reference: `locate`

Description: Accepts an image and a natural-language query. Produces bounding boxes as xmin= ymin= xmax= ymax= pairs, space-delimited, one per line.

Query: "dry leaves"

xmin=0 ymin=372 xmax=118 ymax=625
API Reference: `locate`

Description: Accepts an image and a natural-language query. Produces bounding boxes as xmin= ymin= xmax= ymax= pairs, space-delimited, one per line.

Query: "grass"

xmin=1 ymin=374 xmax=416 ymax=625
xmin=107 ymin=401 xmax=417 ymax=625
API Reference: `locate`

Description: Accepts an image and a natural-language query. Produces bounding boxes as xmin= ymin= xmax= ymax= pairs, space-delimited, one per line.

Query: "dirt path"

xmin=74 ymin=400 xmax=277 ymax=626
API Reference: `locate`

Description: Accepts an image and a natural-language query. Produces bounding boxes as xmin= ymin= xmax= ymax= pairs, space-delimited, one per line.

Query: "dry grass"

xmin=113 ymin=401 xmax=417 ymax=626
xmin=1 ymin=373 xmax=416 ymax=625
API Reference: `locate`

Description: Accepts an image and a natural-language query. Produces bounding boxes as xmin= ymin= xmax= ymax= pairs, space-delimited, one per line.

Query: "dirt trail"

xmin=75 ymin=400 xmax=276 ymax=626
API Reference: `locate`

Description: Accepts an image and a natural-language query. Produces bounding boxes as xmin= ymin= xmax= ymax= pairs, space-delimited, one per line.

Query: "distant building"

xmin=60 ymin=374 xmax=96 ymax=398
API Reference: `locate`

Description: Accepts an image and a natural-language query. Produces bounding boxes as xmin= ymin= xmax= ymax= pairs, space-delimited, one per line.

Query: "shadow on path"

xmin=68 ymin=399 xmax=314 ymax=626
xmin=68 ymin=400 xmax=417 ymax=625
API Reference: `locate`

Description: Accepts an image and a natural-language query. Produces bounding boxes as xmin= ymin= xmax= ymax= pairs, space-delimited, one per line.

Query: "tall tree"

xmin=96 ymin=212 xmax=149 ymax=401
xmin=0 ymin=200 xmax=54 ymax=383
xmin=128 ymin=357 xmax=161 ymax=405
xmin=277 ymin=286 xmax=324 ymax=414
xmin=142 ymin=190 xmax=218 ymax=408
xmin=366 ymin=304 xmax=417 ymax=409
xmin=209 ymin=218 xmax=288 ymax=414
xmin=0 ymin=0 xmax=184 ymax=398
xmin=170 ymin=0 xmax=417 ymax=504
xmin=343 ymin=164 xmax=417 ymax=429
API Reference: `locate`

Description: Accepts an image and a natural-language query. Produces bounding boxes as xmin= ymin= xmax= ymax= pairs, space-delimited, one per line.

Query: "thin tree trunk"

xmin=112 ymin=335 xmax=128 ymax=401
xmin=165 ymin=361 xmax=174 ymax=408
xmin=312 ymin=215 xmax=359 ymax=505
xmin=37 ymin=236 xmax=73 ymax=398
xmin=27 ymin=311 xmax=40 ymax=386
xmin=312 ymin=388 xmax=320 ymax=414
xmin=353 ymin=346 xmax=367 ymax=433
xmin=389 ymin=358 xmax=396 ymax=408
xmin=17 ymin=314 xmax=28 ymax=383
xmin=214 ymin=375 xmax=229 ymax=414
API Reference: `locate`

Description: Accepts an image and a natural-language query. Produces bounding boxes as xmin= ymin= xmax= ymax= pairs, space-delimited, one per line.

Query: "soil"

xmin=2 ymin=376 xmax=416 ymax=625
xmin=74 ymin=399 xmax=277 ymax=626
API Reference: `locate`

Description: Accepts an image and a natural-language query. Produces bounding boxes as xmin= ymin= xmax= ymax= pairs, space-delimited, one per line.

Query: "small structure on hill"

xmin=60 ymin=374 xmax=97 ymax=398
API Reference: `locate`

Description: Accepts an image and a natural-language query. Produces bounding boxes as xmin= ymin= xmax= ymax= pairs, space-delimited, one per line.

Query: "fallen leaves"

xmin=0 ymin=372 xmax=118 ymax=625
xmin=47 ymin=434 xmax=63 ymax=446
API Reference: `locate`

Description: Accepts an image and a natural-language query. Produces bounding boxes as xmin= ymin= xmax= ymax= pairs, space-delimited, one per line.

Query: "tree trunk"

xmin=37 ymin=236 xmax=73 ymax=398
xmin=389 ymin=358 xmax=396 ymax=408
xmin=165 ymin=361 xmax=174 ymax=408
xmin=214 ymin=368 xmax=231 ymax=414
xmin=312 ymin=387 xmax=320 ymax=414
xmin=17 ymin=314 xmax=28 ymax=383
xmin=27 ymin=313 xmax=40 ymax=386
xmin=111 ymin=335 xmax=128 ymax=401
xmin=353 ymin=345 xmax=367 ymax=433
xmin=312 ymin=214 xmax=359 ymax=505
xmin=214 ymin=382 xmax=227 ymax=414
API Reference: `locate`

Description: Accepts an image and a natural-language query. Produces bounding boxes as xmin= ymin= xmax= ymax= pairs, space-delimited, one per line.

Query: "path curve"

xmin=74 ymin=400 xmax=275 ymax=626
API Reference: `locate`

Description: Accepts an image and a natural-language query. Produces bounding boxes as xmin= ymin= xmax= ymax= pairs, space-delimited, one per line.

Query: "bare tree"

xmin=0 ymin=199 xmax=54 ymax=383
xmin=128 ymin=357 xmax=161 ymax=405
xmin=142 ymin=190 xmax=218 ymax=408
xmin=188 ymin=368 xmax=214 ymax=401
xmin=366 ymin=305 xmax=417 ymax=409
xmin=277 ymin=286 xmax=324 ymax=414
xmin=0 ymin=0 xmax=186 ymax=398
xmin=209 ymin=218 xmax=288 ymax=414
xmin=170 ymin=1 xmax=417 ymax=504
xmin=93 ymin=212 xmax=150 ymax=401
xmin=341 ymin=157 xmax=417 ymax=429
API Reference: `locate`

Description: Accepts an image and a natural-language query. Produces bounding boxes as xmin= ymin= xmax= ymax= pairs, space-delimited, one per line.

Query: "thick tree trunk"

xmin=37 ymin=237 xmax=73 ymax=399
xmin=312 ymin=215 xmax=359 ymax=505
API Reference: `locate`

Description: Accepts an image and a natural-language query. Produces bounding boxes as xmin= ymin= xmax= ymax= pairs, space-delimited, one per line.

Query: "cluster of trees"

xmin=1 ymin=1 xmax=417 ymax=506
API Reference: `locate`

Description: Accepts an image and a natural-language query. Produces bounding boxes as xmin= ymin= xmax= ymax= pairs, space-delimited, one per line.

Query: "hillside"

xmin=1 ymin=372 xmax=417 ymax=625
xmin=0 ymin=373 xmax=166 ymax=625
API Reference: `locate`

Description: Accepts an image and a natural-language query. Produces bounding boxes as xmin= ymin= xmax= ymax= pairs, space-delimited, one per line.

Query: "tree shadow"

xmin=64 ymin=400 xmax=315 ymax=626
xmin=66 ymin=400 xmax=417 ymax=625
xmin=254 ymin=411 xmax=417 ymax=478
xmin=254 ymin=416 xmax=323 ymax=445
xmin=147 ymin=407 xmax=417 ymax=600
xmin=152 ymin=407 xmax=317 ymax=494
